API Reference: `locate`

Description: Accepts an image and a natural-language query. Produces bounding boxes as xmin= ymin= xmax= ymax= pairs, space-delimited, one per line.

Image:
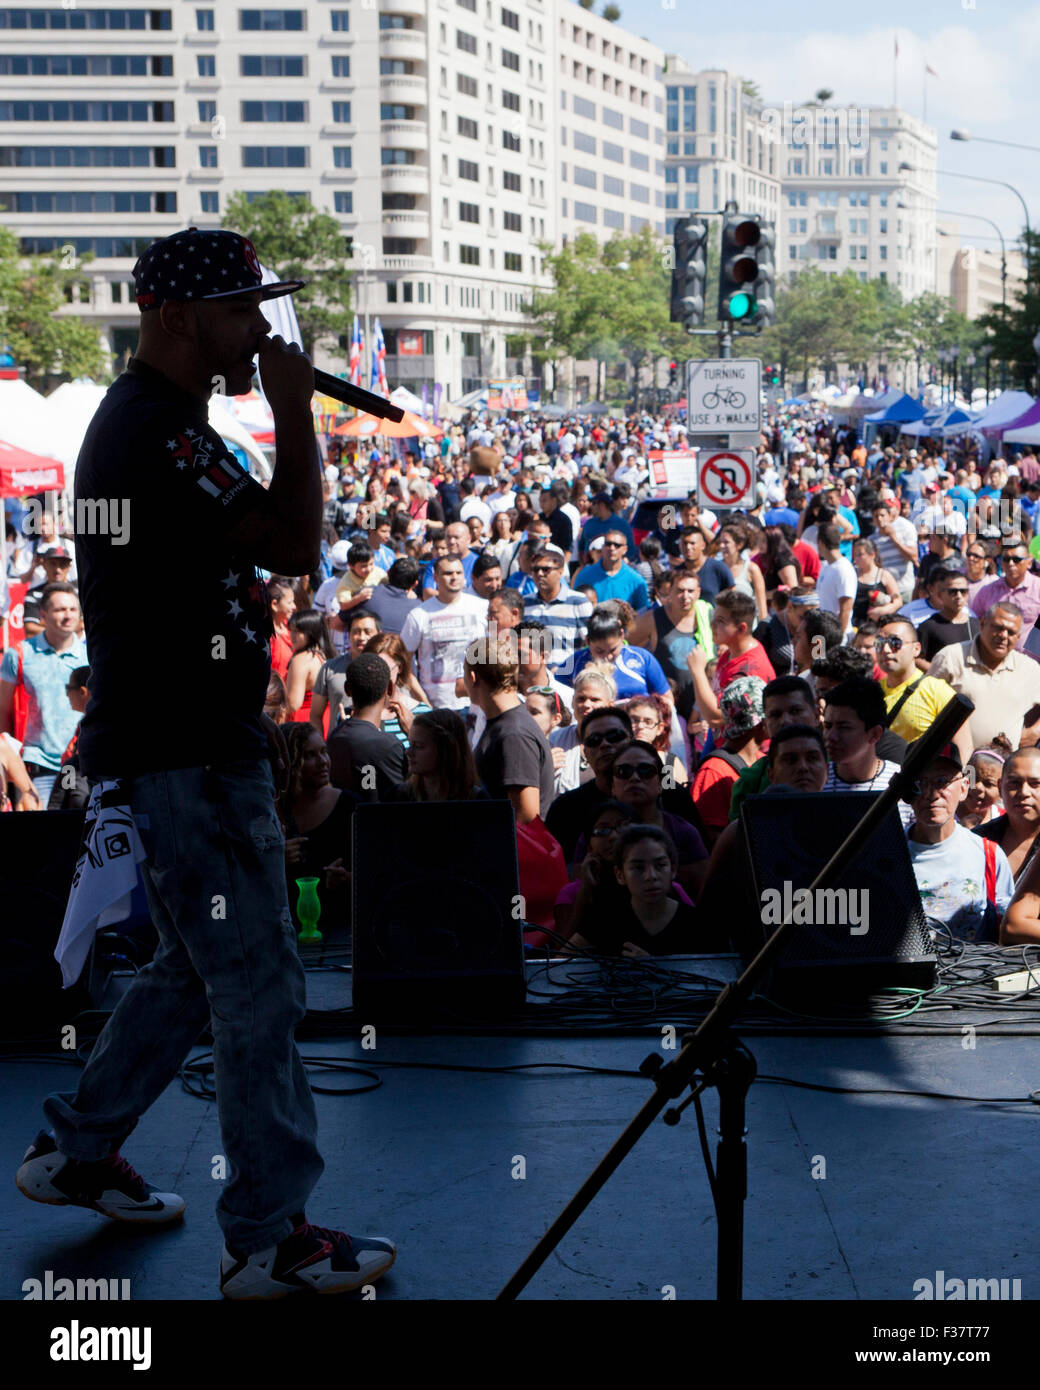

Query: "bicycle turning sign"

xmin=698 ymin=450 xmax=757 ymax=510
xmin=686 ymin=359 xmax=762 ymax=434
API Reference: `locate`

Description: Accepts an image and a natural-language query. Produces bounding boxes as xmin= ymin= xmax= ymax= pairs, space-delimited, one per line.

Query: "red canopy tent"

xmin=0 ymin=438 xmax=66 ymax=497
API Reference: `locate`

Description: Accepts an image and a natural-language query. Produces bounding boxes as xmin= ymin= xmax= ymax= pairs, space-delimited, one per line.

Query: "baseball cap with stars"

xmin=133 ymin=227 xmax=305 ymax=311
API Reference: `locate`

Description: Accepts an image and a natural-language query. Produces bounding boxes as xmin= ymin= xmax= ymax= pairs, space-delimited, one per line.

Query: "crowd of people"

xmin=7 ymin=400 xmax=1040 ymax=956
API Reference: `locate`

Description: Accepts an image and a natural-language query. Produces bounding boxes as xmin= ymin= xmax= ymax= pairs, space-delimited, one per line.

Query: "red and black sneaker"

xmin=220 ymin=1213 xmax=396 ymax=1299
xmin=16 ymin=1131 xmax=185 ymax=1225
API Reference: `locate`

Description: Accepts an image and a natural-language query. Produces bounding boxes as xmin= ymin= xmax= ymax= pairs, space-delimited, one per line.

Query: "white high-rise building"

xmin=661 ymin=58 xmax=781 ymax=233
xmin=555 ymin=7 xmax=665 ymax=244
xmin=0 ymin=0 xmax=595 ymax=396
xmin=778 ymin=105 xmax=937 ymax=300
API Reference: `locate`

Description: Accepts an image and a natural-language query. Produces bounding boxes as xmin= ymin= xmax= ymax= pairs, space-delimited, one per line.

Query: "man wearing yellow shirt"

xmin=876 ymin=617 xmax=973 ymax=764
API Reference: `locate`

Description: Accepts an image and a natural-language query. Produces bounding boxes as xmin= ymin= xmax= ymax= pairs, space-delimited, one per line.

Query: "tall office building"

xmin=661 ymin=57 xmax=781 ymax=233
xmin=555 ymin=8 xmax=665 ymax=244
xmin=0 ymin=0 xmax=598 ymax=395
xmin=778 ymin=105 xmax=937 ymax=300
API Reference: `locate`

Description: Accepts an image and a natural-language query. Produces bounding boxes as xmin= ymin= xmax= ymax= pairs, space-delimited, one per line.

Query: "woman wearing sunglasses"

xmin=604 ymin=741 xmax=708 ymax=899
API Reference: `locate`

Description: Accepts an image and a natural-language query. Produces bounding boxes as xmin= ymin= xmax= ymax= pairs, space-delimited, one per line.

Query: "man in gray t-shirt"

xmin=311 ymin=611 xmax=381 ymax=732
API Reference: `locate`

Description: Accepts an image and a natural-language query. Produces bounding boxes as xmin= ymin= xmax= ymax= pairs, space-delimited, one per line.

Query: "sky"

xmin=630 ymin=0 xmax=1040 ymax=257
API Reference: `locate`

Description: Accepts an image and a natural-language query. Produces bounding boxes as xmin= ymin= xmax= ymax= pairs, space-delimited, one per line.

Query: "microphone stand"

xmin=497 ymin=695 xmax=975 ymax=1301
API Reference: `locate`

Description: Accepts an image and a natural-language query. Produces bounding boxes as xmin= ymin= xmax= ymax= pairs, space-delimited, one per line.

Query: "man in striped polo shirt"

xmin=523 ymin=544 xmax=593 ymax=678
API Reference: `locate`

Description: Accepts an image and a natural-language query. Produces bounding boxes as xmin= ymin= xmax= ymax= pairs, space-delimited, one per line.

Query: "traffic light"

xmin=718 ymin=208 xmax=776 ymax=328
xmin=670 ymin=216 xmax=709 ymax=329
xmin=668 ymin=361 xmax=677 ymax=388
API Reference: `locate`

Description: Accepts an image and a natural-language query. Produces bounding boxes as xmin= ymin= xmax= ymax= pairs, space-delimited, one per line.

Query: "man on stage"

xmin=15 ymin=227 xmax=396 ymax=1300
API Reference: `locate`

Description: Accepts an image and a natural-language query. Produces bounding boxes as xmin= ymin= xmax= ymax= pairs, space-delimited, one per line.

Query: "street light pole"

xmin=951 ymin=129 xmax=1040 ymax=156
xmin=932 ymin=164 xmax=1032 ymax=273
xmin=935 ymin=209 xmax=1008 ymax=311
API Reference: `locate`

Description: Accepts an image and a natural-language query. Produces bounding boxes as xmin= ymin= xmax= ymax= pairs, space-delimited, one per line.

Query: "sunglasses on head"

xmin=584 ymin=728 xmax=628 ymax=749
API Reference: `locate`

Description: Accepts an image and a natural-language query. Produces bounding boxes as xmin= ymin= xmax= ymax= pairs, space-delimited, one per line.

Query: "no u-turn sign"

xmin=698 ymin=450 xmax=757 ymax=509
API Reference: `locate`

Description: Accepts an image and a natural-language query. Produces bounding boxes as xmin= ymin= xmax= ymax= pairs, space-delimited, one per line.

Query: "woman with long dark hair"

xmin=278 ymin=723 xmax=358 ymax=933
xmin=753 ymin=525 xmax=802 ymax=594
xmin=286 ymin=609 xmax=336 ymax=723
xmin=396 ymin=708 xmax=484 ymax=801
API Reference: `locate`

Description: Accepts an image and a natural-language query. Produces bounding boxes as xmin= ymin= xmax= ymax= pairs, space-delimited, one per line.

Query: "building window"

xmin=503 ymin=252 xmax=522 ymax=272
xmin=200 ymin=190 xmax=218 ymax=213
xmin=386 ymin=282 xmax=398 ymax=303
xmin=501 ymin=6 xmax=519 ymax=30
xmin=381 ymin=148 xmax=415 ymax=164
xmin=457 ymin=116 xmax=478 ymax=139
xmin=196 ymin=55 xmax=215 ymax=77
xmin=459 ymin=201 xmax=479 ymax=222
xmin=503 ymin=210 xmax=521 ymax=231
xmin=334 ymin=191 xmax=352 ymax=213
xmin=242 ymin=101 xmax=307 ymax=121
xmin=457 ymin=72 xmax=477 ymax=97
xmin=456 ymin=29 xmax=477 ymax=54
xmin=879 ymin=245 xmax=887 ymax=260
xmin=573 ymin=167 xmax=595 ymax=189
xmin=197 ymin=101 xmax=216 ymax=122
xmin=458 ymin=158 xmax=479 ymax=180
xmin=331 ymin=56 xmax=350 ymax=77
xmin=502 ymin=91 xmax=520 ymax=112
xmin=460 ymin=244 xmax=480 ymax=264
xmin=503 ymin=170 xmax=521 ymax=191
xmin=502 ymin=131 xmax=521 ymax=152
xmin=333 ymin=146 xmax=351 ymax=168
xmin=240 ymin=10 xmax=305 ymax=31
xmin=199 ymin=145 xmax=217 ymax=168
xmin=241 ymin=146 xmax=308 ymax=167
xmin=241 ymin=55 xmax=305 ymax=76
xmin=502 ymin=49 xmax=519 ymax=71
xmin=330 ymin=10 xmax=349 ymax=31
xmin=332 ymin=101 xmax=351 ymax=123
xmin=574 ymin=201 xmax=596 ymax=222
xmin=573 ymin=96 xmax=596 ymax=120
xmin=573 ymin=130 xmax=595 ymax=155
xmin=195 ymin=9 xmax=214 ymax=30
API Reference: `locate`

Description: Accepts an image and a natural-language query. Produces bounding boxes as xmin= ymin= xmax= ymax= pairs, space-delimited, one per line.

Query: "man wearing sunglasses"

xmin=573 ymin=528 xmax=650 ymax=609
xmin=875 ymin=618 xmax=971 ymax=763
xmin=970 ymin=535 xmax=1040 ymax=652
xmin=917 ymin=570 xmax=980 ymax=664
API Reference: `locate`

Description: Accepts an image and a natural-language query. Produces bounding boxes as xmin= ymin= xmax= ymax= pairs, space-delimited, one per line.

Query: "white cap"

xmin=330 ymin=540 xmax=351 ymax=569
xmin=324 ymin=465 xmax=340 ymax=484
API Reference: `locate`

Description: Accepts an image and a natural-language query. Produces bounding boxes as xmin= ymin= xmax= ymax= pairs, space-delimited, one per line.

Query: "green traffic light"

xmin=728 ymin=292 xmax=756 ymax=321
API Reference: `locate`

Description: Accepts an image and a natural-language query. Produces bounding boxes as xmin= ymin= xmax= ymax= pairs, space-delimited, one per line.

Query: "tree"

xmin=602 ymin=2 xmax=621 ymax=18
xmin=812 ymin=88 xmax=834 ymax=104
xmin=741 ymin=78 xmax=762 ymax=101
xmin=977 ymin=228 xmax=1040 ymax=391
xmin=757 ymin=268 xmax=881 ymax=386
xmin=222 ymin=191 xmax=353 ymax=363
xmin=0 ymin=227 xmax=109 ymax=390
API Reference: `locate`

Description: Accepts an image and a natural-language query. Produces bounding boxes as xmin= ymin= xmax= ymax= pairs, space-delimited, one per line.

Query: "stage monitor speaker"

xmin=740 ymin=793 xmax=937 ymax=1002
xmin=352 ymin=800 xmax=527 ymax=1022
xmin=0 ymin=810 xmax=92 ymax=1038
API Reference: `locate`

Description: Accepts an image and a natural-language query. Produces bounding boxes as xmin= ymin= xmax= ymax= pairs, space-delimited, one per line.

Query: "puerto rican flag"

xmin=371 ymin=317 xmax=389 ymax=396
xmin=348 ymin=314 xmax=363 ymax=387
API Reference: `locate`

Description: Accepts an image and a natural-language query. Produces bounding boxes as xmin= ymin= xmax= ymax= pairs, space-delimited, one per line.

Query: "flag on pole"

xmin=347 ymin=315 xmax=363 ymax=387
xmin=925 ymin=63 xmax=938 ymax=77
xmin=371 ymin=318 xmax=389 ymax=396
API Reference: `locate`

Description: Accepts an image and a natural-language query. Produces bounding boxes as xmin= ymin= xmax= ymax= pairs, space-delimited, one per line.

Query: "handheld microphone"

xmin=312 ymin=369 xmax=405 ymax=423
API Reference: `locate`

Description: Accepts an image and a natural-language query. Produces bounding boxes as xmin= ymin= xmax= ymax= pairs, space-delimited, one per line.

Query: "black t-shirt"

xmin=582 ymin=899 xmax=724 ymax=956
xmin=284 ymin=788 xmax=360 ymax=930
xmin=876 ymin=728 xmax=907 ymax=765
xmin=476 ymin=701 xmax=554 ymax=821
xmin=327 ymin=716 xmax=408 ymax=800
xmin=917 ymin=614 xmax=980 ymax=662
xmin=75 ymin=358 xmax=273 ymax=777
xmin=545 ymin=508 xmax=574 ymax=553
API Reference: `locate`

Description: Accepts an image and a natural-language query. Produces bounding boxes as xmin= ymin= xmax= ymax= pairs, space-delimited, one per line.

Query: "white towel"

xmin=54 ymin=780 xmax=148 ymax=988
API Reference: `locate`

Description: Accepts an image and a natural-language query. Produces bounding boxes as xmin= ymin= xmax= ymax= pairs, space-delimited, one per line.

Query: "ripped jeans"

xmin=44 ymin=758 xmax=323 ymax=1255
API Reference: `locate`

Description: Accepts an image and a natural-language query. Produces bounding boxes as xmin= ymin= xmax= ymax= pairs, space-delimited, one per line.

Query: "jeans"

xmin=44 ymin=758 xmax=323 ymax=1255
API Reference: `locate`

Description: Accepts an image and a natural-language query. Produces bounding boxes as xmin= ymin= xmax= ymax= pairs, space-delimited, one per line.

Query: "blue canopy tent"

xmin=864 ymin=393 xmax=927 ymax=425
